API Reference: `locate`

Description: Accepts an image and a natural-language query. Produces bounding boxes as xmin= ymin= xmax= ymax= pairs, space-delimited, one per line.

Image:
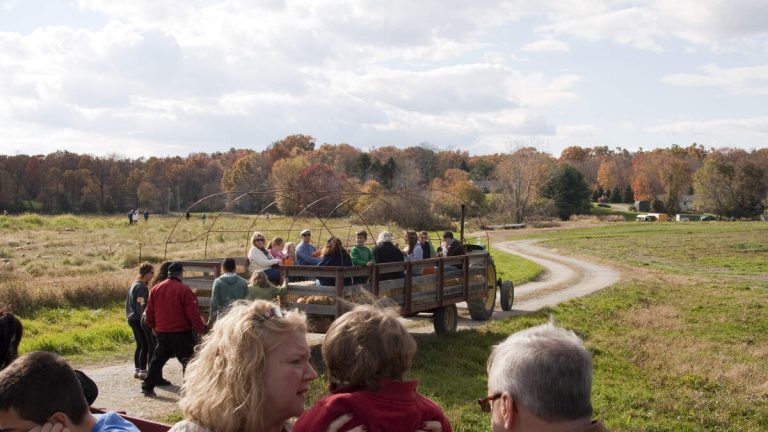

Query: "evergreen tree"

xmin=624 ymin=184 xmax=634 ymax=203
xmin=611 ymin=186 xmax=622 ymax=203
xmin=540 ymin=165 xmax=592 ymax=220
xmin=592 ymin=186 xmax=604 ymax=202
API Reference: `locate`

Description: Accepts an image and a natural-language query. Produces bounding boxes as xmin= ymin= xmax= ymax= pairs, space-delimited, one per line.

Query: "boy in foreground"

xmin=0 ymin=351 xmax=139 ymax=432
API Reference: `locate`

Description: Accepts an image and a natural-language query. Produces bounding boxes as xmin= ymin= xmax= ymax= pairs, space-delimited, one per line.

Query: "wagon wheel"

xmin=467 ymin=261 xmax=498 ymax=320
xmin=500 ymin=279 xmax=514 ymax=311
xmin=433 ymin=304 xmax=458 ymax=335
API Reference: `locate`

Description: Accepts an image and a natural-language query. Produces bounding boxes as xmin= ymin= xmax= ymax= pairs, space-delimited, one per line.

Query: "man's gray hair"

xmin=487 ymin=323 xmax=593 ymax=422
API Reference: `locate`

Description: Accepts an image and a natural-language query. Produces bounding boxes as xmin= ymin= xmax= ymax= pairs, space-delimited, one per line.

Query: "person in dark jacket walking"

xmin=126 ymin=262 xmax=154 ymax=380
xmin=142 ymin=262 xmax=206 ymax=397
xmin=372 ymin=231 xmax=405 ymax=280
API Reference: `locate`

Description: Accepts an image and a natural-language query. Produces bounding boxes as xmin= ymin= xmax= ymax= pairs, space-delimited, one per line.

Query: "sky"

xmin=0 ymin=0 xmax=766 ymax=158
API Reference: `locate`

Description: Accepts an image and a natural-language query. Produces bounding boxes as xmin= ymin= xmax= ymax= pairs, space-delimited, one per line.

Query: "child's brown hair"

xmin=322 ymin=305 xmax=416 ymax=391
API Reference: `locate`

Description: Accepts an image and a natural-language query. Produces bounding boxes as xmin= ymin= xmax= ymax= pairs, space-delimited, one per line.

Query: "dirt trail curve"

xmin=81 ymin=239 xmax=620 ymax=420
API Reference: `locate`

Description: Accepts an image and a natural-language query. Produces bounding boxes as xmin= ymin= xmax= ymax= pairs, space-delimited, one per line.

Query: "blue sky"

xmin=0 ymin=0 xmax=766 ymax=158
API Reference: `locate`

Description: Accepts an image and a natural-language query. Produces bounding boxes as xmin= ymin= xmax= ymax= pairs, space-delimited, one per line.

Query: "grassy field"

xmin=2 ymin=213 xmax=542 ymax=364
xmin=5 ymin=214 xmax=767 ymax=430
xmin=397 ymin=221 xmax=766 ymax=431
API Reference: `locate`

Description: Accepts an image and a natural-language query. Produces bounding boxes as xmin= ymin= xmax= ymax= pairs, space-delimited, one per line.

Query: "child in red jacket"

xmin=294 ymin=305 xmax=452 ymax=432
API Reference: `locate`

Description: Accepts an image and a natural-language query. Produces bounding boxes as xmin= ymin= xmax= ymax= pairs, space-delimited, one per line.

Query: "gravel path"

xmin=82 ymin=239 xmax=620 ymax=420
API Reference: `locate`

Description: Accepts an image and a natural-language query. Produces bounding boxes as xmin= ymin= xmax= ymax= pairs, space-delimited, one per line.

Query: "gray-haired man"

xmin=482 ymin=323 xmax=608 ymax=432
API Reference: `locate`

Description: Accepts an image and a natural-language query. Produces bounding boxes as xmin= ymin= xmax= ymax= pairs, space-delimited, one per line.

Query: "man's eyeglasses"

xmin=477 ymin=393 xmax=502 ymax=412
xmin=255 ymin=238 xmax=265 ymax=242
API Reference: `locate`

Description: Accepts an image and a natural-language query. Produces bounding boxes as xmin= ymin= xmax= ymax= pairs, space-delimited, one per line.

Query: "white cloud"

xmin=521 ymin=39 xmax=570 ymax=53
xmin=646 ymin=116 xmax=768 ymax=135
xmin=538 ymin=0 xmax=768 ymax=52
xmin=1 ymin=1 xmax=767 ymax=156
xmin=662 ymin=64 xmax=768 ymax=95
xmin=556 ymin=124 xmax=600 ymax=136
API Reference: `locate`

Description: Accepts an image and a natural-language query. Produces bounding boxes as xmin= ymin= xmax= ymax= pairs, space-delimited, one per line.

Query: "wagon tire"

xmin=433 ymin=304 xmax=458 ymax=335
xmin=468 ymin=281 xmax=497 ymax=321
xmin=500 ymin=280 xmax=514 ymax=311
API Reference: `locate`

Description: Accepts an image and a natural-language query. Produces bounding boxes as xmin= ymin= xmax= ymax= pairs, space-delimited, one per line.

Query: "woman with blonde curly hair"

xmin=169 ymin=300 xmax=317 ymax=432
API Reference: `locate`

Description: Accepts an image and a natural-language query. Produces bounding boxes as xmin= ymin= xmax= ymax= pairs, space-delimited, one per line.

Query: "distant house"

xmin=679 ymin=194 xmax=695 ymax=212
xmin=635 ymin=200 xmax=650 ymax=212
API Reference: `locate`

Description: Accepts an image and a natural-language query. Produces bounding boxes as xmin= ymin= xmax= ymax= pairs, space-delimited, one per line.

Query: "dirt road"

xmin=82 ymin=239 xmax=620 ymax=420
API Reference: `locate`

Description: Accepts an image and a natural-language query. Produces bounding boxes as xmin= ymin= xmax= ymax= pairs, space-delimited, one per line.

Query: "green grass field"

xmin=5 ymin=214 xmax=767 ymax=430
xmin=401 ymin=222 xmax=767 ymax=431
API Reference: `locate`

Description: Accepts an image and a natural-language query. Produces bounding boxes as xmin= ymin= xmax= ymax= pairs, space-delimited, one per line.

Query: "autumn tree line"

xmin=1 ymin=135 xmax=766 ymax=223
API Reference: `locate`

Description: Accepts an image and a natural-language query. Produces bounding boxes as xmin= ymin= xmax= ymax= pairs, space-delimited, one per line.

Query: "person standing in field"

xmin=143 ymin=210 xmax=149 ymax=222
xmin=125 ymin=262 xmax=154 ymax=380
xmin=142 ymin=262 xmax=206 ymax=397
xmin=207 ymin=258 xmax=248 ymax=328
xmin=141 ymin=261 xmax=171 ymax=384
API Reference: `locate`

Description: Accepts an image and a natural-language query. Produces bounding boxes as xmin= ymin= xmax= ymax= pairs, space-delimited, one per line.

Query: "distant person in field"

xmin=200 ymin=212 xmax=206 ymax=224
xmin=185 ymin=211 xmax=191 ymax=221
xmin=143 ymin=210 xmax=149 ymax=222
xmin=0 ymin=351 xmax=139 ymax=432
xmin=128 ymin=210 xmax=134 ymax=225
xmin=132 ymin=210 xmax=139 ymax=225
xmin=125 ymin=262 xmax=154 ymax=380
xmin=169 ymin=300 xmax=317 ymax=432
xmin=373 ymin=231 xmax=405 ymax=280
xmin=483 ymin=323 xmax=607 ymax=432
xmin=142 ymin=262 xmax=207 ymax=397
xmin=294 ymin=305 xmax=452 ymax=432
xmin=207 ymin=258 xmax=248 ymax=327
xmin=248 ymin=231 xmax=282 ymax=284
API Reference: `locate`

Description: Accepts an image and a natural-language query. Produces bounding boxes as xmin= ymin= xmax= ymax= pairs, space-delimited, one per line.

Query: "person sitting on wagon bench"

xmin=440 ymin=230 xmax=466 ymax=257
xmin=373 ymin=231 xmax=405 ymax=280
xmin=248 ymin=231 xmax=282 ymax=284
xmin=316 ymin=237 xmax=353 ymax=287
xmin=296 ymin=229 xmax=322 ymax=266
xmin=0 ymin=351 xmax=139 ymax=432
